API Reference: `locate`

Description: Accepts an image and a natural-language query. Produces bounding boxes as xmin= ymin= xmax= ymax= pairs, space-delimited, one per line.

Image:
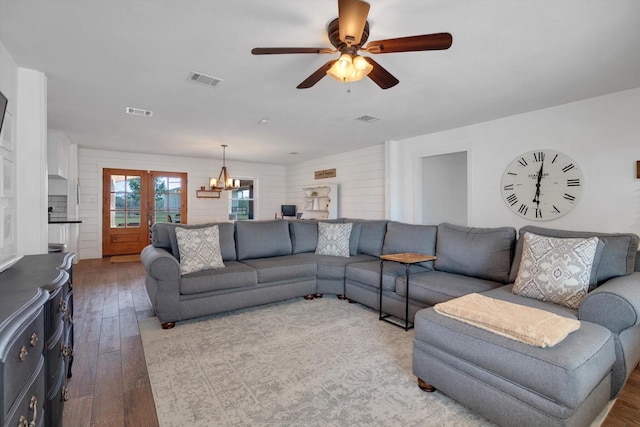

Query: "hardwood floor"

xmin=63 ymin=258 xmax=640 ymax=426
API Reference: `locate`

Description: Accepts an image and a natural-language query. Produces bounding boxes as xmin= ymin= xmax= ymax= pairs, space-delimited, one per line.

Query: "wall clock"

xmin=501 ymin=149 xmax=583 ymax=221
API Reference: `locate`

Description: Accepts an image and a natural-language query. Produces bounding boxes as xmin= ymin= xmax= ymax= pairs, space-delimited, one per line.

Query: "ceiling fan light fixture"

xmin=326 ymin=54 xmax=372 ymax=83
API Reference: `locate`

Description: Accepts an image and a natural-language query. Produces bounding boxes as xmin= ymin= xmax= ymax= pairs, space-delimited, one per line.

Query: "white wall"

xmin=391 ymin=88 xmax=640 ymax=236
xmin=0 ymin=41 xmax=19 ymax=267
xmin=78 ymin=148 xmax=286 ymax=259
xmin=285 ymin=144 xmax=386 ymax=220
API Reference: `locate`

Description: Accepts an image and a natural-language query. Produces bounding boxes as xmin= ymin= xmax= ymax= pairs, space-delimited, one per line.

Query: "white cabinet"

xmin=47 ymin=130 xmax=70 ymax=179
xmin=301 ymin=184 xmax=338 ymax=220
xmin=48 ymin=224 xmax=69 ymax=245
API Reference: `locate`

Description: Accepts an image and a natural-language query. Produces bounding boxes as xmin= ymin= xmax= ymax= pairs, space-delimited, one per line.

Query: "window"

xmin=229 ymin=179 xmax=254 ymax=220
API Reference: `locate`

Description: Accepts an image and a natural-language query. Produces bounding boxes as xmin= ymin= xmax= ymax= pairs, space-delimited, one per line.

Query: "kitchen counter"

xmin=48 ymin=219 xmax=83 ymax=224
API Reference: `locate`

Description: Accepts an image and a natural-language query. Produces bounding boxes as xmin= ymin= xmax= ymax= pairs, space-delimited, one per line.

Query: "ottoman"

xmin=412 ymin=306 xmax=616 ymax=427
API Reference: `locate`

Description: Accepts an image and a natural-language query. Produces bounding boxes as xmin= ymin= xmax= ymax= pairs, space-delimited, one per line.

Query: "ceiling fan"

xmin=251 ymin=0 xmax=452 ymax=89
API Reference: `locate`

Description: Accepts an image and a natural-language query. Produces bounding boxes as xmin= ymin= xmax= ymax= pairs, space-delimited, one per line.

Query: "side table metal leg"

xmin=405 ymin=263 xmax=411 ymax=330
xmin=379 ymin=260 xmax=385 ymax=320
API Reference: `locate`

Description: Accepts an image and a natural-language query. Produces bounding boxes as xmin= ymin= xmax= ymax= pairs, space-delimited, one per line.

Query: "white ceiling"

xmin=1 ymin=0 xmax=639 ymax=165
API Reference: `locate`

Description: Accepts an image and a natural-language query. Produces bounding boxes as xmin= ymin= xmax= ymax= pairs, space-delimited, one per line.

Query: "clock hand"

xmin=532 ymin=160 xmax=544 ymax=205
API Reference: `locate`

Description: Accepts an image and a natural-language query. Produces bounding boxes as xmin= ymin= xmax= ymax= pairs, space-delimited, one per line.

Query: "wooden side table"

xmin=379 ymin=252 xmax=437 ymax=330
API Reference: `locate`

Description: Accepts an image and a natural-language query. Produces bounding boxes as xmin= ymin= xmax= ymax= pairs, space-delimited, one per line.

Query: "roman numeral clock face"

xmin=501 ymin=149 xmax=583 ymax=221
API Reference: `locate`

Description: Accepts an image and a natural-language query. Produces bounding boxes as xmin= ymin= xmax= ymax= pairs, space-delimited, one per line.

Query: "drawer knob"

xmin=29 ymin=396 xmax=38 ymax=427
xmin=30 ymin=332 xmax=38 ymax=347
xmin=17 ymin=396 xmax=38 ymax=427
xmin=19 ymin=346 xmax=28 ymax=362
xmin=61 ymin=344 xmax=73 ymax=358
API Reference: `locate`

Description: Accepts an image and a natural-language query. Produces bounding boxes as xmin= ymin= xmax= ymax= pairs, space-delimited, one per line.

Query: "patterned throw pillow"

xmin=512 ymin=232 xmax=599 ymax=309
xmin=175 ymin=225 xmax=225 ymax=275
xmin=315 ymin=222 xmax=353 ymax=257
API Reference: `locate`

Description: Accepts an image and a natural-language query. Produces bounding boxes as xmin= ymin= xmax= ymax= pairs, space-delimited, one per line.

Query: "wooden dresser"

xmin=0 ymin=253 xmax=75 ymax=427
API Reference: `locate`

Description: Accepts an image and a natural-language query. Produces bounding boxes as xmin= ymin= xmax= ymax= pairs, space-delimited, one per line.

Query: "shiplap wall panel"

xmin=286 ymin=144 xmax=386 ymax=220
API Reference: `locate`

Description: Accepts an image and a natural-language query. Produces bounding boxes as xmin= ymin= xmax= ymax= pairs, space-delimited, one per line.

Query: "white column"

xmin=16 ymin=67 xmax=48 ymax=255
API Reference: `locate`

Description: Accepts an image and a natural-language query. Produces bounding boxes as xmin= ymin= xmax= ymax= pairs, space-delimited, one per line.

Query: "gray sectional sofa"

xmin=140 ymin=219 xmax=640 ymax=427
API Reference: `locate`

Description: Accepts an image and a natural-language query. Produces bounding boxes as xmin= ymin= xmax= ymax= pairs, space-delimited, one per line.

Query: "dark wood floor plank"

xmin=68 ymin=340 xmax=99 ymax=399
xmin=99 ymin=315 xmax=121 ymax=354
xmin=91 ymin=350 xmax=124 ymax=426
xmin=64 ymin=258 xmax=640 ymax=427
xmin=62 ymin=395 xmax=93 ymax=427
xmin=123 ymin=386 xmax=159 ymax=427
xmin=121 ymin=335 xmax=150 ymax=392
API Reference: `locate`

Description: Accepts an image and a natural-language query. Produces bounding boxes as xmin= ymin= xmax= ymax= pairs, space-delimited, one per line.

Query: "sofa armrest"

xmin=141 ymin=245 xmax=180 ymax=281
xmin=579 ymin=272 xmax=640 ymax=333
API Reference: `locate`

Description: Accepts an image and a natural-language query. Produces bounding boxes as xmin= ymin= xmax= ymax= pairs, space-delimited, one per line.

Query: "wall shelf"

xmin=196 ymin=189 xmax=221 ymax=199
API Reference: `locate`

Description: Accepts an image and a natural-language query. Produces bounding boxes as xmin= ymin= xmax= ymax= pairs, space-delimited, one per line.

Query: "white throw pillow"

xmin=315 ymin=222 xmax=353 ymax=257
xmin=512 ymin=232 xmax=599 ymax=309
xmin=175 ymin=225 xmax=225 ymax=275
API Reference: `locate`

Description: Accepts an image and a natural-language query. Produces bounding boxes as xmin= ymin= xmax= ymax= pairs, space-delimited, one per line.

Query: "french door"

xmin=102 ymin=168 xmax=187 ymax=256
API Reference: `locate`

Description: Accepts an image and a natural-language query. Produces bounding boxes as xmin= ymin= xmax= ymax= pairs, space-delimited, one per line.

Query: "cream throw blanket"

xmin=434 ymin=293 xmax=581 ymax=347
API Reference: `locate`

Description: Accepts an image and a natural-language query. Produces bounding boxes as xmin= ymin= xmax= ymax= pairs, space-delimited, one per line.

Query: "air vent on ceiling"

xmin=187 ymin=71 xmax=223 ymax=88
xmin=125 ymin=107 xmax=153 ymax=117
xmin=355 ymin=115 xmax=380 ymax=123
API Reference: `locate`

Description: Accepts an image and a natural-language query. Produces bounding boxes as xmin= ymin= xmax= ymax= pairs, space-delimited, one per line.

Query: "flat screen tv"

xmin=281 ymin=204 xmax=296 ymax=217
xmin=0 ymin=90 xmax=7 ymax=136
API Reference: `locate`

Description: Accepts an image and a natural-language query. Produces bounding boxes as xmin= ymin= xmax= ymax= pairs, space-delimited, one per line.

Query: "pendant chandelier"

xmin=209 ymin=144 xmax=240 ymax=191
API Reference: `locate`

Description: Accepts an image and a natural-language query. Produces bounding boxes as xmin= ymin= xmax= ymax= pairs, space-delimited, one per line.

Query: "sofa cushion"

xmin=165 ymin=222 xmax=236 ymax=262
xmin=175 ymin=225 xmax=225 ymax=275
xmin=240 ymin=254 xmax=316 ymax=283
xmin=356 ymin=220 xmax=388 ymax=256
xmin=290 ymin=221 xmax=318 ymax=254
xmin=236 ymin=220 xmax=292 ymax=260
xmin=382 ymin=222 xmax=437 ymax=268
xmin=434 ymin=223 xmax=516 ymax=284
xmin=396 ymin=270 xmax=502 ymax=306
xmin=180 ymin=261 xmax=258 ymax=295
xmin=509 ymin=226 xmax=639 ymax=284
xmin=512 ymin=233 xmax=600 ymax=309
xmin=315 ymin=222 xmax=352 ymax=257
xmin=345 ymin=260 xmax=429 ymax=292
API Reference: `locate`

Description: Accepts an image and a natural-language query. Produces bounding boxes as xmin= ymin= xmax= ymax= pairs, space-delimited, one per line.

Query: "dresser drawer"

xmin=1 ymin=307 xmax=45 ymax=417
xmin=5 ymin=356 xmax=45 ymax=427
xmin=46 ymin=322 xmax=65 ymax=396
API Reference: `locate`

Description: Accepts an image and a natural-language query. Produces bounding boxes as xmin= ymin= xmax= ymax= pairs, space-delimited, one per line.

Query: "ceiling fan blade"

xmin=297 ymin=60 xmax=337 ymax=89
xmin=338 ymin=0 xmax=370 ymax=45
xmin=364 ymin=33 xmax=453 ymax=54
xmin=251 ymin=47 xmax=335 ymax=55
xmin=365 ymin=57 xmax=399 ymax=89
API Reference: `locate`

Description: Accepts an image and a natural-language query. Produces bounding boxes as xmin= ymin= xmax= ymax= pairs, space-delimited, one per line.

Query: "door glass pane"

xmin=153 ymin=175 xmax=183 ymax=224
xmin=110 ymin=174 xmax=141 ymax=228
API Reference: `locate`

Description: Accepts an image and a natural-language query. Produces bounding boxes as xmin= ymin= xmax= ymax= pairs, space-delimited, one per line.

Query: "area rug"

xmin=110 ymin=254 xmax=140 ymax=263
xmin=139 ymin=297 xmax=612 ymax=427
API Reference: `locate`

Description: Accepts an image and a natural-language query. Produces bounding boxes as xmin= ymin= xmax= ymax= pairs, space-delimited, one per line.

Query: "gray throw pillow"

xmin=512 ymin=232 xmax=599 ymax=309
xmin=175 ymin=225 xmax=225 ymax=275
xmin=315 ymin=222 xmax=353 ymax=257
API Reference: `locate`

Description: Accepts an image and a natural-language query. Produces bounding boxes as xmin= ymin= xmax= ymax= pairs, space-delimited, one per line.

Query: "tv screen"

xmin=0 ymin=90 xmax=7 ymax=136
xmin=281 ymin=204 xmax=296 ymax=217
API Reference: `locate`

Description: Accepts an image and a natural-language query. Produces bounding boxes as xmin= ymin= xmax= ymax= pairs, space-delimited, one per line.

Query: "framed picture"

xmin=1 ymin=158 xmax=12 ymax=198
xmin=1 ymin=112 xmax=13 ymax=152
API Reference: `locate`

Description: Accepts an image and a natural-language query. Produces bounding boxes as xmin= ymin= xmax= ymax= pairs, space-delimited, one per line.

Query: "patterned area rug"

xmin=139 ymin=297 xmax=612 ymax=427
